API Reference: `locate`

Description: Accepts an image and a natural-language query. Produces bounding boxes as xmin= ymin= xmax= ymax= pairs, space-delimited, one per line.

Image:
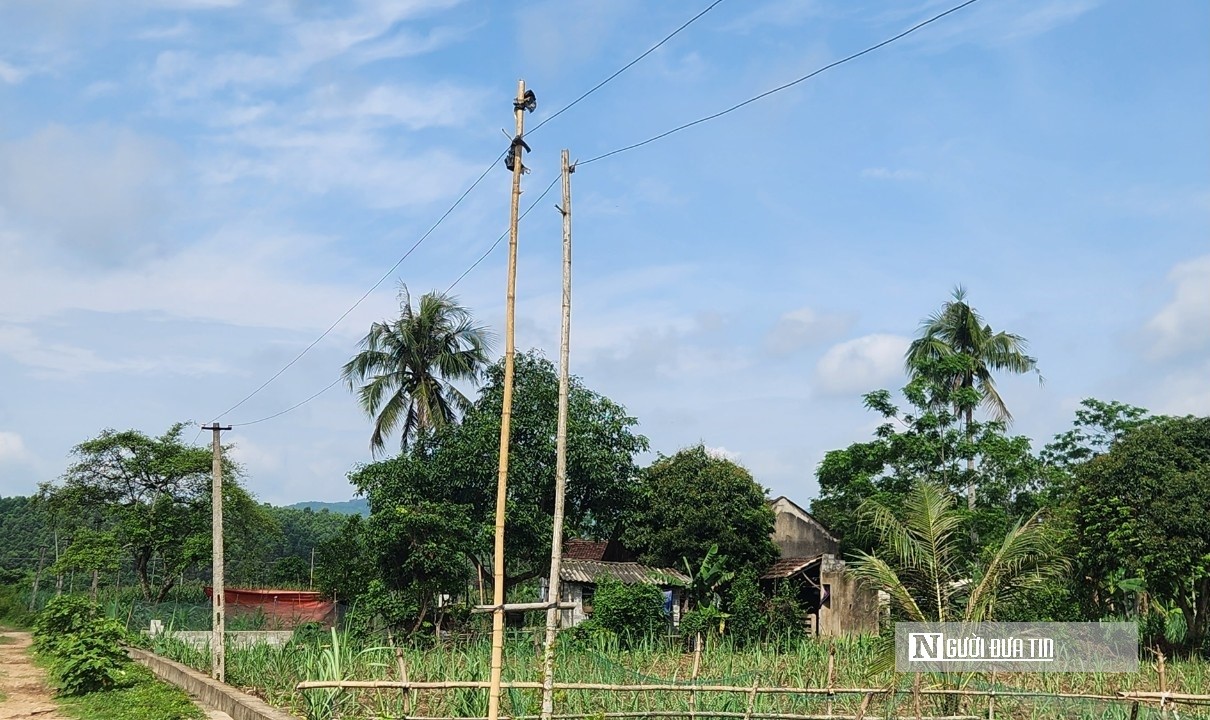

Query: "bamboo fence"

xmin=296 ymin=672 xmax=1210 ymax=719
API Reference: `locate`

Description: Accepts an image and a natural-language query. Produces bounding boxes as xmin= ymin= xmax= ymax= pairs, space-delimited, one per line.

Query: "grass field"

xmin=53 ymin=664 xmax=204 ymax=720
xmin=147 ymin=630 xmax=1210 ymax=720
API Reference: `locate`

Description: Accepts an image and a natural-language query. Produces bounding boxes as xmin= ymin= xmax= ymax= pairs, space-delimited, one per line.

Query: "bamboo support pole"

xmin=743 ymin=680 xmax=760 ymax=720
xmin=826 ymin=642 xmax=835 ymax=718
xmin=689 ymin=633 xmax=703 ymax=720
xmin=488 ymin=78 xmax=528 ymax=720
xmin=540 ymin=147 xmax=575 ymax=720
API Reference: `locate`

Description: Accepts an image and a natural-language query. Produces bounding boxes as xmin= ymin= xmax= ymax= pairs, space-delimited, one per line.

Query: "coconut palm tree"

xmin=343 ymin=285 xmax=494 ymax=455
xmin=848 ymin=481 xmax=1064 ymax=626
xmin=848 ymin=482 xmax=1065 ymax=708
xmin=905 ymin=286 xmax=1040 ymax=524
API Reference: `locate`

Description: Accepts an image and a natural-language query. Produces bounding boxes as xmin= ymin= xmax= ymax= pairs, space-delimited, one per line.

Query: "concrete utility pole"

xmin=487 ymin=79 xmax=533 ymax=720
xmin=202 ymin=423 xmax=231 ymax=683
xmin=540 ymin=149 xmax=574 ymax=720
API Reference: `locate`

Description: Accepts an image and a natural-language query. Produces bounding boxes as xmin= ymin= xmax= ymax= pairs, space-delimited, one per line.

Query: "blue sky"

xmin=0 ymin=0 xmax=1206 ymax=506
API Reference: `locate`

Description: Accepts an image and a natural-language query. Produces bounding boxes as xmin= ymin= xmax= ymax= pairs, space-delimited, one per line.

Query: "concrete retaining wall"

xmin=128 ymin=647 xmax=304 ymax=720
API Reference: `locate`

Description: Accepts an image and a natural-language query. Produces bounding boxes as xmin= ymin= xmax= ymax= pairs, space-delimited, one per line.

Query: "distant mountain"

xmin=286 ymin=498 xmax=369 ymax=516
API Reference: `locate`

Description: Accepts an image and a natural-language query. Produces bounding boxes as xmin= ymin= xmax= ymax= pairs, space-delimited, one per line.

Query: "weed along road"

xmin=0 ymin=631 xmax=65 ymax=720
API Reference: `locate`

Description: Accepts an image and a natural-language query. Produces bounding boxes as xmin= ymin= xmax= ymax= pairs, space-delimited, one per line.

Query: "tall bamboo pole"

xmin=540 ymin=149 xmax=574 ymax=720
xmin=487 ymin=78 xmax=528 ymax=720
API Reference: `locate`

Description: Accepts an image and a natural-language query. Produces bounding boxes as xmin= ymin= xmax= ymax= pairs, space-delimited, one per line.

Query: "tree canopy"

xmin=811 ymin=368 xmax=1044 ymax=556
xmin=349 ymin=350 xmax=648 ymax=632
xmin=39 ymin=423 xmax=266 ymax=603
xmin=622 ymin=445 xmax=777 ymax=573
xmin=1068 ymin=415 xmax=1210 ymax=648
xmin=343 ymin=285 xmax=494 ymax=455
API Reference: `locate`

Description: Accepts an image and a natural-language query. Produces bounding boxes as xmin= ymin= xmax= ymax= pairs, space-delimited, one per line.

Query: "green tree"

xmin=41 ymin=423 xmax=265 ymax=603
xmin=1040 ymin=398 xmax=1153 ymax=473
xmin=905 ymin=287 xmax=1040 ymax=522
xmin=849 ymin=480 xmax=1064 ymax=624
xmin=623 ymin=445 xmax=777 ymax=574
xmin=350 ymin=351 xmax=647 ymax=615
xmin=1069 ymin=415 xmax=1210 ymax=649
xmin=314 ymin=515 xmax=376 ymax=603
xmin=812 ymin=369 xmax=1044 ymax=556
xmin=342 ymin=285 xmax=494 ymax=455
xmin=50 ymin=530 xmax=120 ymax=602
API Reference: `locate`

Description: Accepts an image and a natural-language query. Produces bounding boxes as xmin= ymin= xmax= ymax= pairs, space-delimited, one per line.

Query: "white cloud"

xmin=766 ymin=307 xmax=850 ymax=355
xmin=1145 ymin=358 xmax=1210 ymax=418
xmin=1144 ymin=254 xmax=1210 ymax=360
xmin=0 ymin=431 xmax=31 ymax=464
xmin=308 ymin=82 xmax=486 ymax=130
xmin=704 ymin=445 xmax=740 ymax=462
xmin=814 ymin=334 xmax=910 ymax=396
xmin=228 ymin=436 xmax=283 ymax=473
xmin=0 ymin=59 xmax=28 ymax=84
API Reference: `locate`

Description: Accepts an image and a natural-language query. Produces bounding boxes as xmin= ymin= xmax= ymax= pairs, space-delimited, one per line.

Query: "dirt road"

xmin=0 ymin=632 xmax=65 ymax=720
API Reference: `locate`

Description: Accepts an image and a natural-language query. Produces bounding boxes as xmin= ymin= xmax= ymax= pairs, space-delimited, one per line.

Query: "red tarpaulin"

xmin=204 ymin=587 xmax=335 ymax=626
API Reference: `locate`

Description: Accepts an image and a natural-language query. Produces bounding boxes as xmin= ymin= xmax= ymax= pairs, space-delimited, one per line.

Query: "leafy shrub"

xmin=590 ymin=578 xmax=667 ymax=641
xmin=33 ymin=595 xmax=133 ymax=696
xmin=679 ymin=606 xmax=727 ymax=641
xmin=765 ymin=580 xmax=806 ymax=642
xmin=50 ymin=616 xmax=131 ymax=695
xmin=33 ymin=595 xmax=97 ymax=653
xmin=723 ymin=570 xmax=767 ymax=644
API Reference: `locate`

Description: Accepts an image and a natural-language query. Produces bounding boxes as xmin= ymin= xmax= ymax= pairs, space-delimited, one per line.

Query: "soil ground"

xmin=0 ymin=631 xmax=65 ymax=720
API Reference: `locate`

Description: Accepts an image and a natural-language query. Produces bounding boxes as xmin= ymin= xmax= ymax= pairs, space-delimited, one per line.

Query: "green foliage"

xmin=0 ymin=495 xmax=54 ymax=576
xmin=0 ymin=583 xmax=33 ymax=628
xmin=722 ymin=571 xmax=766 ymax=644
xmin=905 ymin=285 xmax=1040 ymax=423
xmin=623 ymin=445 xmax=777 ymax=574
xmin=55 ymin=663 xmax=204 ymax=720
xmin=1068 ymin=415 xmax=1210 ymax=650
xmin=683 ymin=544 xmax=735 ymax=611
xmin=314 ymin=515 xmax=376 ymax=602
xmin=349 ymin=350 xmax=647 ymax=628
xmin=812 ymin=369 xmax=1045 ymax=556
xmin=678 ymin=605 xmax=727 ymax=640
xmin=34 ymin=595 xmax=133 ymax=696
xmin=848 ymin=481 xmax=1066 ymax=625
xmin=589 ymin=577 xmax=667 ymax=640
xmin=1040 ymin=398 xmax=1153 ymax=472
xmin=766 ymin=579 xmax=806 ymax=641
xmin=342 ymin=284 xmax=494 ymax=455
xmin=40 ymin=423 xmax=264 ymax=603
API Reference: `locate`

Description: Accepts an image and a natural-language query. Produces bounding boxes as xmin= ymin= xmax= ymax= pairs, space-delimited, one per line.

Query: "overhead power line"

xmin=445 ymin=173 xmax=562 ymax=294
xmin=206 ymin=150 xmax=505 ymax=425
xmin=226 ymin=173 xmax=563 ymax=428
xmin=580 ymin=0 xmax=983 ymax=166
xmin=206 ymin=0 xmax=727 ymax=428
xmin=526 ymin=0 xmax=727 ymax=136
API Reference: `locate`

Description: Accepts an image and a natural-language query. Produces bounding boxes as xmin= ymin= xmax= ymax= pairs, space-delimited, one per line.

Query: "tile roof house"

xmin=541 ymin=540 xmax=691 ymax=627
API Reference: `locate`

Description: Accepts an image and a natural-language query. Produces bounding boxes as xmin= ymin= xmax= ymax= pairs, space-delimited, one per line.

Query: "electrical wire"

xmin=207 ymin=149 xmax=506 ymax=425
xmin=445 ymin=173 xmax=562 ymax=294
xmin=205 ymin=1 xmax=726 ymax=428
xmin=226 ymin=173 xmax=562 ymax=428
xmin=526 ymin=0 xmax=727 ymax=136
xmin=580 ymin=0 xmax=983 ymax=166
xmin=230 ymin=378 xmax=343 ymax=428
